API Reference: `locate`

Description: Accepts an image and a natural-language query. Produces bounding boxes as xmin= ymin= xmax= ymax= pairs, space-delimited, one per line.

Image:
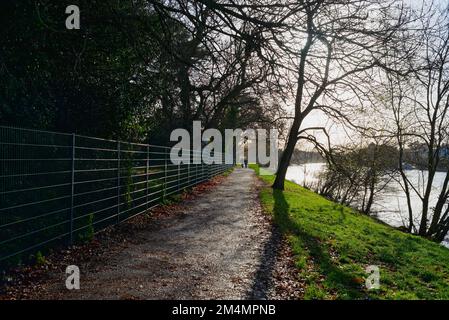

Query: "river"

xmin=286 ymin=163 xmax=449 ymax=248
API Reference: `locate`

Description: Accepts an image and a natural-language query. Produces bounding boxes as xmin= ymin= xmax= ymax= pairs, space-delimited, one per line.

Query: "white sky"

xmin=293 ymin=0 xmax=448 ymax=150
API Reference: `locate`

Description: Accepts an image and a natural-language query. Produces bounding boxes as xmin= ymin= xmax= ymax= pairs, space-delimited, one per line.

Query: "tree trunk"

xmin=428 ymin=170 xmax=449 ymax=236
xmin=434 ymin=205 xmax=449 ymax=242
xmin=397 ymin=129 xmax=414 ymax=233
xmin=273 ymin=119 xmax=301 ymax=190
xmin=364 ymin=178 xmax=376 ymax=215
xmin=271 ymin=6 xmax=316 ymax=190
xmin=419 ymin=169 xmax=436 ymax=236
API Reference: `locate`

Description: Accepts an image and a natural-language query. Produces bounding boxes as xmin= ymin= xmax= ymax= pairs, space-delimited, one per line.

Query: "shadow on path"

xmin=246 ymin=223 xmax=282 ymax=299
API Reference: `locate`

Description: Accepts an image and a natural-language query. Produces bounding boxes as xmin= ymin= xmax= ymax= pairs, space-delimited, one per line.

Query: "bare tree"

xmin=146 ymin=1 xmax=417 ymax=193
xmin=377 ymin=4 xmax=449 ymax=240
xmin=270 ymin=0 xmax=412 ymax=190
xmin=316 ymin=139 xmax=398 ymax=215
xmin=145 ymin=0 xmax=286 ymax=139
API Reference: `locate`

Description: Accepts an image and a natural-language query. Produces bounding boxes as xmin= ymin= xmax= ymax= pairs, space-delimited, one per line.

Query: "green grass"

xmin=249 ymin=164 xmax=449 ymax=299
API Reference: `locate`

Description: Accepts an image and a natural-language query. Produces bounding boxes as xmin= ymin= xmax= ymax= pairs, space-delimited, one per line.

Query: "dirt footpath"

xmin=18 ymin=168 xmax=303 ymax=300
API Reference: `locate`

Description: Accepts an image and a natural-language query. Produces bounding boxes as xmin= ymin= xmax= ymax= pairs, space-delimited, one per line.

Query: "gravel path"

xmin=17 ymin=168 xmax=303 ymax=300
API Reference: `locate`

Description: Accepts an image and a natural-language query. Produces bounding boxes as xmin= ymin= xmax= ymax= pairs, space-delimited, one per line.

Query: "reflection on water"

xmin=286 ymin=163 xmax=449 ymax=248
xmin=286 ymin=163 xmax=326 ymax=187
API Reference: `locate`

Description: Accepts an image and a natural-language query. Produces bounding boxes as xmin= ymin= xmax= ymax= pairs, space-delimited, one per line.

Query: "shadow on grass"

xmin=269 ymin=189 xmax=365 ymax=299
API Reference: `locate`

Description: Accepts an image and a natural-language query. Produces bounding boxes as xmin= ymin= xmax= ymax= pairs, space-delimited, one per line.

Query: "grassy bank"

xmin=250 ymin=164 xmax=449 ymax=299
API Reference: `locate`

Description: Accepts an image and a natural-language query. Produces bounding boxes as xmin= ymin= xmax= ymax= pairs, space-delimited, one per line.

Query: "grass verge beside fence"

xmin=250 ymin=164 xmax=449 ymax=299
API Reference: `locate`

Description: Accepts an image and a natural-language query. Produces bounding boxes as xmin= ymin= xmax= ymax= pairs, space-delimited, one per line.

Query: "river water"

xmin=286 ymin=163 xmax=449 ymax=247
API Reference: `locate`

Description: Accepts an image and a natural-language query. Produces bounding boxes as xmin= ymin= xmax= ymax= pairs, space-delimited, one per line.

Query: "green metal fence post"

xmin=164 ymin=148 xmax=167 ymax=199
xmin=69 ymin=133 xmax=75 ymax=245
xmin=117 ymin=141 xmax=121 ymax=223
xmin=146 ymin=145 xmax=149 ymax=211
xmin=178 ymin=162 xmax=180 ymax=193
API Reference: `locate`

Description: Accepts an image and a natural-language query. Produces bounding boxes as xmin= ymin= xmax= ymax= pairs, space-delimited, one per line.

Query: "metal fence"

xmin=0 ymin=126 xmax=232 ymax=267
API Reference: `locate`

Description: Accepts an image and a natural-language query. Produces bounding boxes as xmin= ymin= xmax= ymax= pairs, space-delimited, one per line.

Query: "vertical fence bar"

xmin=178 ymin=162 xmax=180 ymax=193
xmin=146 ymin=145 xmax=149 ymax=211
xmin=117 ymin=141 xmax=121 ymax=223
xmin=69 ymin=133 xmax=75 ymax=245
xmin=164 ymin=148 xmax=167 ymax=199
